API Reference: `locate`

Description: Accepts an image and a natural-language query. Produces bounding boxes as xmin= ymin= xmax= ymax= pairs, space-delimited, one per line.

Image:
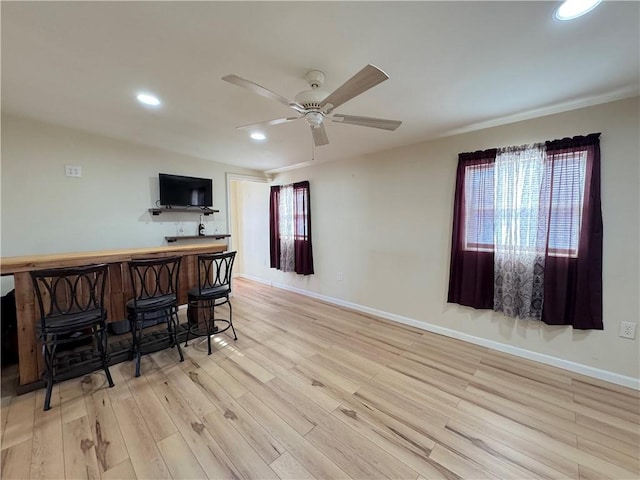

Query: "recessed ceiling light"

xmin=250 ymin=132 xmax=266 ymax=141
xmin=136 ymin=92 xmax=161 ymax=106
xmin=554 ymin=0 xmax=602 ymax=21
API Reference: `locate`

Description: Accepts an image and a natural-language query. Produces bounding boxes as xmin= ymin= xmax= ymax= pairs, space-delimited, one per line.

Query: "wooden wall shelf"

xmin=165 ymin=234 xmax=230 ymax=243
xmin=149 ymin=207 xmax=219 ymax=216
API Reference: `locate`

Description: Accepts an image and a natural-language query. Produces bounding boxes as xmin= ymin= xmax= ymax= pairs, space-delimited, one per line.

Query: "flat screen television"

xmin=159 ymin=173 xmax=213 ymax=207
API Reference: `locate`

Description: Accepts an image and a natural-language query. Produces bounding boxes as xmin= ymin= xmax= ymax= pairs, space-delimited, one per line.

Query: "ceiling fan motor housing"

xmin=294 ymin=88 xmax=327 ymax=110
xmin=295 ymin=69 xmax=328 ymax=114
xmin=295 ymin=87 xmax=328 ymax=127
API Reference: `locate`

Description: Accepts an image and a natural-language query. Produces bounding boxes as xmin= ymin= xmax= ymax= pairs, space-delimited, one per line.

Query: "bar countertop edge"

xmin=1 ymin=243 xmax=228 ymax=275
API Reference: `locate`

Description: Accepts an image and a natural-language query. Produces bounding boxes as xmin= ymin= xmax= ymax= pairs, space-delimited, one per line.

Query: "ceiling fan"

xmin=222 ymin=64 xmax=402 ymax=146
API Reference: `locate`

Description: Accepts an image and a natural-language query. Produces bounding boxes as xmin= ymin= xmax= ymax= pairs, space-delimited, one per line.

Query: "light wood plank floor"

xmin=2 ymin=278 xmax=639 ymax=479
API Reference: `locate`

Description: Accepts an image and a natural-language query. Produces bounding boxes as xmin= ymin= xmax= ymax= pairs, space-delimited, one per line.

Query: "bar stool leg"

xmin=228 ymin=300 xmax=238 ymax=341
xmin=176 ymin=328 xmax=185 ymax=363
xmin=185 ymin=305 xmax=193 ymax=347
xmin=130 ymin=314 xmax=142 ymax=378
xmin=168 ymin=309 xmax=184 ymax=362
xmin=44 ymin=377 xmax=53 ymax=411
xmin=135 ymin=351 xmax=141 ymax=377
xmin=97 ymin=327 xmax=114 ymax=388
xmin=207 ymin=301 xmax=214 ymax=355
xmin=43 ymin=338 xmax=56 ymax=411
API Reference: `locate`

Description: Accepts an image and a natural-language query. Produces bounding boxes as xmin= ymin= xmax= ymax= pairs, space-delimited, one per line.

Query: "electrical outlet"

xmin=338 ymin=272 xmax=344 ymax=281
xmin=64 ymin=165 xmax=82 ymax=177
xmin=619 ymin=322 xmax=637 ymax=339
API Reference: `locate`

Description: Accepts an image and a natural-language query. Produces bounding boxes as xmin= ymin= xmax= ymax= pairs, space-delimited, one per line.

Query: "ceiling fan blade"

xmin=320 ymin=64 xmax=389 ymax=113
xmin=222 ymin=74 xmax=305 ymax=112
xmin=331 ymin=114 xmax=402 ymax=131
xmin=311 ymin=124 xmax=329 ymax=146
xmin=237 ymin=117 xmax=301 ymax=130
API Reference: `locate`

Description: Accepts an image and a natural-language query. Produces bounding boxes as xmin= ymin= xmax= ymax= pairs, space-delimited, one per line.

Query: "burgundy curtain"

xmin=447 ymin=149 xmax=497 ymax=308
xmin=542 ymin=133 xmax=602 ymax=329
xmin=269 ymin=185 xmax=281 ymax=269
xmin=269 ymin=181 xmax=314 ymax=275
xmin=293 ymin=181 xmax=314 ymax=275
xmin=448 ymin=134 xmax=602 ymax=330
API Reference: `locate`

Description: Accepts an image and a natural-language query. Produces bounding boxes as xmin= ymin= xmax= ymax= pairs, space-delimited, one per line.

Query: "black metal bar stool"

xmin=31 ymin=264 xmax=114 ymax=411
xmin=126 ymin=256 xmax=184 ymax=377
xmin=185 ymin=251 xmax=237 ymax=354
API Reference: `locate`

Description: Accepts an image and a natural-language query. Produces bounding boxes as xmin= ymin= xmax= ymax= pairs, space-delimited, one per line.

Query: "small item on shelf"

xmin=198 ymin=215 xmax=206 ymax=236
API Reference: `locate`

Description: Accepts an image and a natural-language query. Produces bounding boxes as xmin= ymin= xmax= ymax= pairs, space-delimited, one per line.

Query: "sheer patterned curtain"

xmin=493 ymin=144 xmax=548 ymax=319
xmin=278 ymin=184 xmax=295 ymax=272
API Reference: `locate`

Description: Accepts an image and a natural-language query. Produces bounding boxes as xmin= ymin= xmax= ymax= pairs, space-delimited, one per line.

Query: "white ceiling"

xmin=2 ymin=1 xmax=638 ymax=173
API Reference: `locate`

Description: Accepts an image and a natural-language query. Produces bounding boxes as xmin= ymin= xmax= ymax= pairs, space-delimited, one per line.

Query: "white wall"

xmin=237 ymin=97 xmax=640 ymax=382
xmin=0 ymin=113 xmax=263 ymax=293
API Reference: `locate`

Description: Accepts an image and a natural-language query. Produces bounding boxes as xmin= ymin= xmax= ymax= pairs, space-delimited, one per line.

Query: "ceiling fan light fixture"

xmin=305 ymin=111 xmax=324 ymax=128
xmin=554 ymin=0 xmax=602 ymax=20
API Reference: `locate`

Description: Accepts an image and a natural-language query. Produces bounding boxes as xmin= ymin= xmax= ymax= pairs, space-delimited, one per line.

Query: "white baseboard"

xmin=236 ymin=273 xmax=639 ymax=390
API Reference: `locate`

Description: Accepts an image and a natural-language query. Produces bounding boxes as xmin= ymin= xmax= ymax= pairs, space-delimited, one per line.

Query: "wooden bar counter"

xmin=1 ymin=243 xmax=227 ymax=386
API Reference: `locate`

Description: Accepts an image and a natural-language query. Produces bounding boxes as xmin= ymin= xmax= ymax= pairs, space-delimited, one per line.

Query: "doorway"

xmin=226 ymin=174 xmax=271 ymax=279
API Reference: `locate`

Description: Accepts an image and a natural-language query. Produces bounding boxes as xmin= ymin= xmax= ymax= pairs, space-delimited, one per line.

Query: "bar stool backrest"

xmin=197 ymin=251 xmax=236 ymax=295
xmin=128 ymin=256 xmax=181 ymax=303
xmin=31 ymin=264 xmax=109 ymax=322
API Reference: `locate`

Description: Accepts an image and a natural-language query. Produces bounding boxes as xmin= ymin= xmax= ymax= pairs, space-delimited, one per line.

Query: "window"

xmin=269 ymin=181 xmax=314 ymax=275
xmin=448 ymin=133 xmax=602 ymax=329
xmin=463 ymin=150 xmax=587 ymax=257
xmin=464 ymin=163 xmax=494 ymax=251
xmin=545 ymin=149 xmax=587 ymax=257
xmin=294 ymin=186 xmax=311 ymax=242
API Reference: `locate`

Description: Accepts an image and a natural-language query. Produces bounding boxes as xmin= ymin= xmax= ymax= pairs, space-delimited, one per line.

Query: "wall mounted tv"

xmin=159 ymin=173 xmax=213 ymax=207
